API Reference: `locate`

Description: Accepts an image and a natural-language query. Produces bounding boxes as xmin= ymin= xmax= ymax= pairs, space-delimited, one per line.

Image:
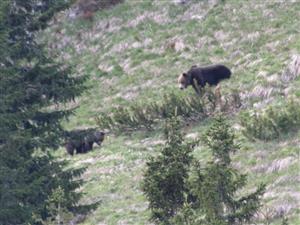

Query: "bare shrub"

xmin=240 ymin=98 xmax=300 ymax=140
xmin=281 ymin=54 xmax=300 ymax=83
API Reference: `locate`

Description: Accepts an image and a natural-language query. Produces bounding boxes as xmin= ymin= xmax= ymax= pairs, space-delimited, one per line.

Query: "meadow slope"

xmin=42 ymin=0 xmax=300 ymax=224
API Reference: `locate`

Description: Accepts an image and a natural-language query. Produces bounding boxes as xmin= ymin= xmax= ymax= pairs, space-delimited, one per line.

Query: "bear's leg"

xmin=83 ymin=141 xmax=93 ymax=153
xmin=192 ymin=79 xmax=202 ymax=96
xmin=87 ymin=142 xmax=94 ymax=151
xmin=214 ymin=84 xmax=223 ymax=111
xmin=65 ymin=142 xmax=74 ymax=156
xmin=75 ymin=142 xmax=85 ymax=154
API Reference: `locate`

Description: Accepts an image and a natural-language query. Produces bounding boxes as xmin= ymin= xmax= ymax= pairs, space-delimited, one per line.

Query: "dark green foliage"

xmin=31 ymin=0 xmax=74 ymax=31
xmin=189 ymin=163 xmax=265 ymax=224
xmin=203 ymin=116 xmax=239 ymax=165
xmin=240 ymin=99 xmax=300 ymax=140
xmin=281 ymin=216 xmax=289 ymax=225
xmin=142 ymin=117 xmax=198 ymax=224
xmin=142 ymin=116 xmax=265 ymax=225
xmin=187 ymin=116 xmax=265 ymax=224
xmin=0 ymin=0 xmax=88 ymax=224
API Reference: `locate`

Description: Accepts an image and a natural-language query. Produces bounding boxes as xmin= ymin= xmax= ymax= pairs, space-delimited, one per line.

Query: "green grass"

xmin=41 ymin=0 xmax=300 ymax=224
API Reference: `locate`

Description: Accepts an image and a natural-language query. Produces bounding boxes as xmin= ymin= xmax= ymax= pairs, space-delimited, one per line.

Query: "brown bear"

xmin=83 ymin=130 xmax=105 ymax=152
xmin=178 ymin=64 xmax=231 ymax=94
xmin=64 ymin=129 xmax=105 ymax=156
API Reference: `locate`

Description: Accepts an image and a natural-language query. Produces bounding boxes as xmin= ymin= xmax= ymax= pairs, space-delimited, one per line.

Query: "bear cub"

xmin=178 ymin=64 xmax=231 ymax=94
xmin=64 ymin=129 xmax=105 ymax=156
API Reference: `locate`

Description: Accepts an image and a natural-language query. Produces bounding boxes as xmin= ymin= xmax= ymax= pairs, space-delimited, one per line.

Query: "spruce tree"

xmin=142 ymin=116 xmax=198 ymax=224
xmin=189 ymin=116 xmax=265 ymax=224
xmin=142 ymin=115 xmax=265 ymax=225
xmin=0 ymin=1 xmax=88 ymax=224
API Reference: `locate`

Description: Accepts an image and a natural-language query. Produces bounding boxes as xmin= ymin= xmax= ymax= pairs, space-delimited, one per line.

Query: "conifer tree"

xmin=189 ymin=116 xmax=265 ymax=224
xmin=142 ymin=116 xmax=265 ymax=225
xmin=0 ymin=1 xmax=88 ymax=224
xmin=142 ymin=116 xmax=197 ymax=224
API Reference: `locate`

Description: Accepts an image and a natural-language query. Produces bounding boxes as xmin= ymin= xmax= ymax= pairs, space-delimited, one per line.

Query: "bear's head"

xmin=177 ymin=73 xmax=189 ymax=90
xmin=93 ymin=131 xmax=105 ymax=145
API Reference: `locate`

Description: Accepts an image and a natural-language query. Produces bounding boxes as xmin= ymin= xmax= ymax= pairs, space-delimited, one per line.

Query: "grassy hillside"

xmin=41 ymin=0 xmax=300 ymax=224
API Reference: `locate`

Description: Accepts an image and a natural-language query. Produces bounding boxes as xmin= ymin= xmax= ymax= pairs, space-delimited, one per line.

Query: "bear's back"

xmin=201 ymin=64 xmax=231 ymax=78
xmin=189 ymin=64 xmax=231 ymax=86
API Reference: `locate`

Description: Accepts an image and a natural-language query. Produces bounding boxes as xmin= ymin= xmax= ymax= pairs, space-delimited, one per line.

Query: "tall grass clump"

xmin=96 ymin=88 xmax=241 ymax=131
xmin=240 ymin=98 xmax=300 ymax=140
xmin=96 ymin=91 xmax=205 ymax=131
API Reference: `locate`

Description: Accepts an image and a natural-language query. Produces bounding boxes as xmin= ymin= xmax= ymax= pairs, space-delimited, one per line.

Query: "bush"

xmin=96 ymin=88 xmax=240 ymax=131
xmin=96 ymin=91 xmax=206 ymax=131
xmin=240 ymin=98 xmax=300 ymax=140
